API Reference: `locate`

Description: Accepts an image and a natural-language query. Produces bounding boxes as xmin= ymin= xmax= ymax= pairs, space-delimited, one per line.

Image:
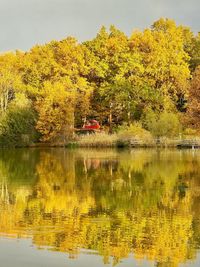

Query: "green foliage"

xmin=117 ymin=122 xmax=152 ymax=140
xmin=0 ymin=106 xmax=38 ymax=147
xmin=115 ymin=122 xmax=153 ymax=147
xmin=183 ymin=128 xmax=197 ymax=136
xmin=184 ymin=32 xmax=200 ymax=72
xmin=144 ymin=110 xmax=181 ymax=138
xmin=186 ymin=66 xmax=200 ymax=129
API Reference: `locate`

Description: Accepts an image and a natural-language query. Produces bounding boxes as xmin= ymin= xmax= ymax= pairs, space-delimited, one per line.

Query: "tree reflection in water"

xmin=0 ymin=148 xmax=199 ymax=267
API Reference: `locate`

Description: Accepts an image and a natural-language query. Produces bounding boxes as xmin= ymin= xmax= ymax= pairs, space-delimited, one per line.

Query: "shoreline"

xmin=10 ymin=141 xmax=200 ymax=149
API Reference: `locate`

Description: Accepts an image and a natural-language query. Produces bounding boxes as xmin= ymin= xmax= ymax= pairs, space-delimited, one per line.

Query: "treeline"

xmin=0 ymin=18 xmax=200 ymax=145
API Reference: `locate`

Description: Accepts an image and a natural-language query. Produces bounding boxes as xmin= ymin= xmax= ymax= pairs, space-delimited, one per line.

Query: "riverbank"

xmin=25 ymin=134 xmax=200 ymax=149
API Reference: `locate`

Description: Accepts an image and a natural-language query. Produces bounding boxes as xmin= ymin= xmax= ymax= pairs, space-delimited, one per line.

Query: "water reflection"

xmin=0 ymin=148 xmax=200 ymax=266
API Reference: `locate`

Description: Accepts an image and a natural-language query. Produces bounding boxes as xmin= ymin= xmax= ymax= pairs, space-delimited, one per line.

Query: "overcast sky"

xmin=0 ymin=0 xmax=199 ymax=52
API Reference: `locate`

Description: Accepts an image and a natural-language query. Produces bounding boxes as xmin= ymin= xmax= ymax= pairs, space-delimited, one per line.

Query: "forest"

xmin=0 ymin=18 xmax=200 ymax=146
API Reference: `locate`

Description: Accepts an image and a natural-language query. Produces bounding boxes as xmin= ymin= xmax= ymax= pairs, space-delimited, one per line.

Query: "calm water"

xmin=0 ymin=148 xmax=200 ymax=267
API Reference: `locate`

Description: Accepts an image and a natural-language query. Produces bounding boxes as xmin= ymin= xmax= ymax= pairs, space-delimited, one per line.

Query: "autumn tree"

xmin=21 ymin=38 xmax=92 ymax=129
xmin=35 ymin=80 xmax=75 ymax=142
xmin=182 ymin=31 xmax=200 ymax=72
xmin=186 ymin=66 xmax=200 ymax=129
xmin=130 ymin=18 xmax=190 ymax=112
xmin=0 ymin=53 xmax=22 ymax=112
xmin=83 ymin=26 xmax=145 ymax=129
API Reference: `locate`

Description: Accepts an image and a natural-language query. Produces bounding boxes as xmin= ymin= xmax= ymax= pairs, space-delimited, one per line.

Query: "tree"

xmin=21 ymin=38 xmax=92 ymax=129
xmin=0 ymin=53 xmax=22 ymax=113
xmin=130 ymin=18 xmax=190 ymax=112
xmin=35 ymin=80 xmax=75 ymax=142
xmin=83 ymin=26 xmax=145 ymax=128
xmin=189 ymin=33 xmax=200 ymax=72
xmin=182 ymin=31 xmax=200 ymax=72
xmin=186 ymin=66 xmax=200 ymax=129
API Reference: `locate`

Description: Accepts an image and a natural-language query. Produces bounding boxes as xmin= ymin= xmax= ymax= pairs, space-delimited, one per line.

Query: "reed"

xmin=77 ymin=132 xmax=118 ymax=147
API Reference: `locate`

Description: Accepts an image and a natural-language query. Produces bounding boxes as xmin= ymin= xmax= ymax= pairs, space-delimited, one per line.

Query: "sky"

xmin=0 ymin=0 xmax=199 ymax=52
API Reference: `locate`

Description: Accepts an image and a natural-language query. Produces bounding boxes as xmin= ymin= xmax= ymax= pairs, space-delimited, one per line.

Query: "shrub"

xmin=183 ymin=128 xmax=197 ymax=136
xmin=0 ymin=107 xmax=39 ymax=147
xmin=144 ymin=111 xmax=180 ymax=138
xmin=117 ymin=122 xmax=152 ymax=144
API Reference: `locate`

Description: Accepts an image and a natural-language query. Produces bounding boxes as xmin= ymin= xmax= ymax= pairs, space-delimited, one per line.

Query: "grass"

xmin=76 ymin=133 xmax=200 ymax=148
xmin=77 ymin=132 xmax=118 ymax=147
xmin=76 ymin=131 xmax=155 ymax=148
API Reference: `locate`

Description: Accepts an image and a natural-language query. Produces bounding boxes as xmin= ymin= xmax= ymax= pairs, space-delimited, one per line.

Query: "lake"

xmin=0 ymin=148 xmax=200 ymax=267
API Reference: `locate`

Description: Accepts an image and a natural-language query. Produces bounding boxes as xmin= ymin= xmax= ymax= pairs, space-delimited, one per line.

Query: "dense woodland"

xmin=0 ymin=18 xmax=200 ymax=145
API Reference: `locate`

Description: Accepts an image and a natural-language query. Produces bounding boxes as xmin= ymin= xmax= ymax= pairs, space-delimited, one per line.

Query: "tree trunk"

xmin=109 ymin=107 xmax=113 ymax=134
